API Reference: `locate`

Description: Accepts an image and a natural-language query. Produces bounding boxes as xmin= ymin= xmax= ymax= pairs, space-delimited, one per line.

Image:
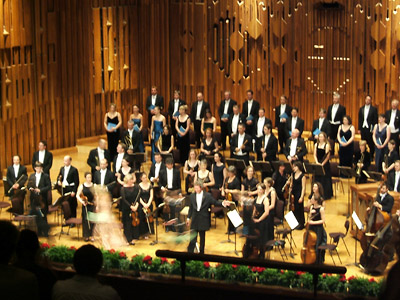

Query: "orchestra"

xmin=6 ymin=89 xmax=400 ymax=273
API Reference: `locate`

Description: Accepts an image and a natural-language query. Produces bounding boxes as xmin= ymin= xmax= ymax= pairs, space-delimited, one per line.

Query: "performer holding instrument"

xmin=120 ymin=174 xmax=140 ymax=245
xmin=354 ymin=140 xmax=371 ymax=184
xmin=290 ymin=161 xmax=306 ymax=230
xmin=77 ymin=172 xmax=95 ymax=242
xmin=221 ymin=166 xmax=241 ymax=234
xmin=313 ymin=132 xmax=333 ymax=199
xmin=138 ymin=173 xmax=154 ymax=239
xmin=57 ymin=156 xmax=80 ymax=219
xmin=194 ymin=159 xmax=215 ymax=191
xmin=6 ymin=155 xmax=28 ymax=197
xmin=183 ymin=149 xmax=199 ymax=194
xmin=251 ymin=183 xmax=270 ymax=258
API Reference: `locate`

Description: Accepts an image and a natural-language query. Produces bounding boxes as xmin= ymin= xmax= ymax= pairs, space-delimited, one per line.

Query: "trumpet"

xmin=124 ymin=135 xmax=133 ymax=150
xmin=356 ymin=152 xmax=364 ymax=176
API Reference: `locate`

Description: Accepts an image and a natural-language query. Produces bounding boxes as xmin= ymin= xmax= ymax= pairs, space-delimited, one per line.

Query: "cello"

xmin=300 ymin=211 xmax=320 ymax=264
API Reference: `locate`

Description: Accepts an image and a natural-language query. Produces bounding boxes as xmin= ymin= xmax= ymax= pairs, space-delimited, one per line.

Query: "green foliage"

xmin=347 ymin=276 xmax=382 ymax=297
xmin=186 ymin=260 xmax=206 ymax=278
xmin=214 ymin=264 xmax=236 ymax=282
xmin=42 ymin=245 xmax=75 ymax=264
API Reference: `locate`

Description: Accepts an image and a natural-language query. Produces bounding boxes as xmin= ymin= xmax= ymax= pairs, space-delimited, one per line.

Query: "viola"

xmin=131 ymin=210 xmax=140 ymax=227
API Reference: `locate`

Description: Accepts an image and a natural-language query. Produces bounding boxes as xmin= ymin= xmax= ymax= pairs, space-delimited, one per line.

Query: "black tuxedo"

xmin=190 ymin=100 xmax=211 ymax=147
xmin=168 ymin=98 xmax=186 ymax=135
xmin=87 ymin=148 xmax=111 ymax=175
xmin=375 ymin=193 xmax=394 ymax=214
xmin=283 ymin=137 xmax=308 ymax=162
xmin=149 ymin=162 xmax=166 ymax=181
xmin=27 ymin=172 xmax=51 ymax=236
xmin=253 ymin=116 xmax=272 ymax=139
xmin=388 ymin=172 xmax=400 ymax=193
xmin=385 ymin=109 xmax=400 ymax=150
xmin=57 ymin=165 xmax=80 ymax=217
xmin=93 ymin=169 xmax=115 ymax=187
xmin=275 ymin=104 xmax=292 ymax=151
xmin=285 ymin=117 xmax=305 ymax=138
xmin=257 ymin=134 xmax=278 ymax=162
xmin=327 ymin=104 xmax=346 ymax=141
xmin=112 ymin=153 xmax=131 ymax=173
xmin=146 ymin=94 xmax=164 ymax=126
xmin=242 ymin=100 xmax=260 ymax=135
xmin=230 ymin=133 xmax=252 ymax=165
xmin=159 ymin=167 xmax=181 ymax=191
xmin=6 ymin=165 xmax=28 ymax=195
xmin=227 ymin=113 xmax=245 ymax=137
xmin=310 ymin=118 xmax=331 ymax=141
xmin=187 ymin=191 xmax=224 ymax=253
xmin=359 ymin=105 xmax=378 ymax=157
xmin=218 ymin=99 xmax=237 ymax=149
xmin=121 ymin=129 xmax=141 ymax=153
xmin=32 ymin=150 xmax=53 ymax=175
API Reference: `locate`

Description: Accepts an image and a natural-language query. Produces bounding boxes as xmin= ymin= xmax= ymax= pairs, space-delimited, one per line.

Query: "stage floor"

xmin=0 ymin=138 xmax=394 ymax=280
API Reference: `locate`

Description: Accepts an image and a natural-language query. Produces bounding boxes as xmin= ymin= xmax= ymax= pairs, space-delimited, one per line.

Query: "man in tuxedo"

xmin=149 ymin=152 xmax=166 ymax=187
xmin=253 ymin=108 xmax=272 ymax=140
xmin=186 ymin=181 xmax=228 ymax=253
xmin=190 ymin=92 xmax=210 ymax=147
xmin=284 ymin=129 xmax=308 ymax=163
xmin=57 ymin=156 xmax=80 ymax=218
xmin=258 ymin=123 xmax=278 ymax=162
xmin=388 ymin=160 xmax=400 ymax=192
xmin=32 ymin=140 xmax=53 ymax=176
xmin=358 ymin=95 xmax=378 ymax=158
xmin=311 ymin=108 xmax=331 ymax=142
xmin=218 ymin=91 xmax=237 ymax=150
xmin=242 ymin=89 xmax=260 ymax=135
xmin=275 ymin=95 xmax=292 ymax=153
xmin=285 ymin=107 xmax=305 ymax=138
xmin=146 ymin=86 xmax=164 ymax=127
xmin=386 ymin=99 xmax=400 ymax=152
xmin=228 ymin=105 xmax=245 ymax=139
xmin=368 ymin=182 xmax=394 ymax=214
xmin=112 ymin=143 xmax=129 ymax=173
xmin=27 ymin=162 xmax=51 ymax=237
xmin=6 ymin=155 xmax=28 ymax=197
xmin=93 ymin=159 xmax=115 ymax=188
xmin=230 ymin=123 xmax=252 ymax=165
xmin=327 ymin=92 xmax=346 ymax=142
xmin=121 ymin=120 xmax=141 ymax=155
xmin=167 ymin=90 xmax=186 ymax=137
xmin=87 ymin=139 xmax=110 ymax=175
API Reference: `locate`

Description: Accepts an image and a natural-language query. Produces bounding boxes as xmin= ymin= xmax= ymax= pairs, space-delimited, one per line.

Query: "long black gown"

xmin=308 ymin=205 xmax=327 ymax=264
xmin=121 ymin=185 xmax=140 ymax=242
xmin=177 ymin=117 xmax=190 ymax=164
xmin=138 ymin=184 xmax=154 ymax=236
xmin=315 ymin=143 xmax=333 ymax=199
xmin=338 ymin=126 xmax=354 ymax=168
xmin=81 ymin=184 xmax=95 ymax=239
xmin=106 ymin=115 xmax=119 ymax=160
xmin=242 ymin=177 xmax=258 ymax=235
xmin=292 ymin=172 xmax=305 ymax=229
xmin=253 ymin=196 xmax=269 ymax=258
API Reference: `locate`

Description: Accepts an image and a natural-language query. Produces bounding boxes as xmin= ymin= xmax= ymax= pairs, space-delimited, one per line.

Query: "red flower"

xmin=109 ymin=249 xmax=115 ymax=254
xmin=203 ymin=262 xmax=210 ymax=268
xmin=280 ymin=269 xmax=285 ymax=274
xmin=143 ymin=255 xmax=152 ymax=261
xmin=322 ymin=274 xmax=326 ymax=278
xmin=369 ymin=278 xmax=375 ymax=283
xmin=296 ymin=271 xmax=305 ymax=276
xmin=231 ymin=264 xmax=237 ymax=269
xmin=348 ymin=276 xmax=356 ymax=281
xmin=258 ymin=267 xmax=265 ymax=273
xmin=339 ymin=277 xmax=346 ymax=282
xmin=171 ymin=260 xmax=176 ymax=265
xmin=161 ymin=257 xmax=168 ymax=264
xmin=41 ymin=243 xmax=50 ymax=249
xmin=251 ymin=267 xmax=257 ymax=273
xmin=69 ymin=246 xmax=77 ymax=251
xmin=119 ymin=252 xmax=126 ymax=258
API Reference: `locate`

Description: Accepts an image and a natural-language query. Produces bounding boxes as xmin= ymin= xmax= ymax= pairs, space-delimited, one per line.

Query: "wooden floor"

xmin=0 ymin=136 xmax=394 ymax=280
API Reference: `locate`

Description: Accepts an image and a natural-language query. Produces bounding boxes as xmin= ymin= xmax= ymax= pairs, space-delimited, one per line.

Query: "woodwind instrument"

xmin=234 ymin=139 xmax=248 ymax=155
xmin=356 ymin=152 xmax=364 ymax=176
xmin=8 ymin=174 xmax=27 ymax=194
xmin=382 ymin=153 xmax=389 ymax=181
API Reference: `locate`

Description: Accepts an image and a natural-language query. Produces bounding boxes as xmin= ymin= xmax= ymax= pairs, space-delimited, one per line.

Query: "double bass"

xmin=300 ymin=212 xmax=319 ymax=264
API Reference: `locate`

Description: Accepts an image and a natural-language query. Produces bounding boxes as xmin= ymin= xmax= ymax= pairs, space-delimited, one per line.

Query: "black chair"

xmin=210 ymin=189 xmax=225 ymax=228
xmin=273 ymin=199 xmax=284 ymax=229
xmin=330 ymin=162 xmax=344 ymax=198
xmin=329 ymin=219 xmax=350 ymax=256
xmin=265 ymin=239 xmax=288 ymax=260
xmin=317 ymin=238 xmax=342 ymax=266
xmin=60 ymin=201 xmax=82 ymax=240
xmin=1 ymin=178 xmax=12 ymax=213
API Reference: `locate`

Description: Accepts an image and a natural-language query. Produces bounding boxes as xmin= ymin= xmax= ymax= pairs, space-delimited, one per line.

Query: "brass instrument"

xmin=356 ymin=152 xmax=365 ymax=176
xmin=124 ymin=134 xmax=133 ymax=150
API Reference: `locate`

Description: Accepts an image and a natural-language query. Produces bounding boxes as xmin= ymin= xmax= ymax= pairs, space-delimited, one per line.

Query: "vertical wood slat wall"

xmin=1 ymin=0 xmax=400 ymax=171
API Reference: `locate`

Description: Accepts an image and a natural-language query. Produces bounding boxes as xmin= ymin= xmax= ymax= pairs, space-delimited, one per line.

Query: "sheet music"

xmin=227 ymin=210 xmax=243 ymax=228
xmin=352 ymin=211 xmax=364 ymax=230
xmin=284 ymin=211 xmax=299 ymax=230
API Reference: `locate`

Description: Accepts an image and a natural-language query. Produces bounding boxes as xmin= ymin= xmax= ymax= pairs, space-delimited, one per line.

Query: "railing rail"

xmin=156 ymin=250 xmax=347 ymax=298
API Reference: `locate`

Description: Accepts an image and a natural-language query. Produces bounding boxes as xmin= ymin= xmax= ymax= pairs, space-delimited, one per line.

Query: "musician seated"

xmin=149 ymin=152 xmax=166 ymax=186
xmin=121 ymin=120 xmax=141 ymax=155
xmin=257 ymin=123 xmax=278 ymax=163
xmin=367 ymin=182 xmax=394 ymax=214
xmin=93 ymin=159 xmax=115 ymax=190
xmin=6 ymin=155 xmax=28 ymax=197
xmin=354 ymin=140 xmax=371 ymax=184
xmin=283 ymin=129 xmax=308 ymax=163
xmin=159 ymin=157 xmax=181 ymax=232
xmin=57 ymin=156 xmax=80 ymax=219
xmin=87 ymin=139 xmax=110 ymax=175
xmin=230 ymin=123 xmax=252 ymax=165
xmin=388 ymin=161 xmax=400 ymax=192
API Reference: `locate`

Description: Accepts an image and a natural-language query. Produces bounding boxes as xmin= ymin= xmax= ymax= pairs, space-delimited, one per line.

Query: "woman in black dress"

xmin=201 ymin=109 xmax=217 ymax=136
xmin=264 ymin=177 xmax=277 ymax=242
xmin=77 ymin=172 xmax=95 ymax=242
xmin=194 ymin=159 xmax=215 ymax=190
xmin=252 ymin=183 xmax=270 ymax=258
xmin=290 ymin=161 xmax=306 ymax=230
xmin=241 ymin=166 xmax=259 ymax=236
xmin=199 ymin=128 xmax=219 ymax=160
xmin=104 ymin=103 xmax=122 ymax=161
xmin=313 ymin=132 xmax=333 ymax=199
xmin=157 ymin=125 xmax=174 ymax=156
xmin=308 ymin=193 xmax=327 ymax=264
xmin=337 ymin=115 xmax=355 ymax=169
xmin=212 ymin=152 xmax=226 ymax=190
xmin=222 ymin=165 xmax=241 ymax=234
xmin=120 ymin=174 xmax=140 ymax=245
xmin=138 ymin=173 xmax=154 ymax=239
xmin=373 ymin=113 xmax=391 ymax=173
xmin=354 ymin=140 xmax=371 ymax=184
xmin=183 ymin=149 xmax=199 ymax=194
xmin=176 ymin=105 xmax=191 ymax=164
xmin=383 ymin=139 xmax=399 ymax=175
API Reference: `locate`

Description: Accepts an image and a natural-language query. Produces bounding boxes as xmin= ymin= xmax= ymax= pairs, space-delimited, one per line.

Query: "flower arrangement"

xmin=40 ymin=244 xmax=383 ymax=298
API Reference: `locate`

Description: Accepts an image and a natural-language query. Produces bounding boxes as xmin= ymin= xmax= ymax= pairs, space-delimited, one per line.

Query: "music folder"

xmin=52 ymin=192 xmax=72 ymax=206
xmin=284 ymin=211 xmax=299 ymax=230
xmin=227 ymin=210 xmax=243 ymax=228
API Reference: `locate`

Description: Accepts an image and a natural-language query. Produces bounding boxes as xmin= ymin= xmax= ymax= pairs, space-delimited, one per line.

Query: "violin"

xmin=300 ymin=210 xmax=319 ymax=264
xmin=131 ymin=189 xmax=141 ymax=227
xmin=79 ymin=192 xmax=93 ymax=206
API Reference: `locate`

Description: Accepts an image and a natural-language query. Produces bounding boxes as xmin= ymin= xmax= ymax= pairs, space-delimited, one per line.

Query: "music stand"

xmin=251 ymin=161 xmax=273 ymax=174
xmin=150 ymin=203 xmax=167 ymax=245
xmin=226 ymin=206 xmax=243 ymax=256
xmin=305 ymin=163 xmax=325 ymax=190
xmin=284 ymin=211 xmax=299 ymax=258
xmin=226 ymin=158 xmax=246 ymax=174
xmin=366 ymin=171 xmax=384 ymax=182
xmin=348 ymin=211 xmax=364 ymax=268
xmin=337 ymin=166 xmax=358 ymax=217
xmin=129 ymin=152 xmax=146 ymax=172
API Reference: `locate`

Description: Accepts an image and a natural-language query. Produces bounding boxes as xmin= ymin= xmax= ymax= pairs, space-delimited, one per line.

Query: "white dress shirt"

xmin=196 ymin=191 xmax=203 ymax=211
xmin=115 ymin=153 xmax=124 ymax=173
xmin=257 ymin=117 xmax=265 ymax=137
xmin=167 ymin=168 xmax=173 ymax=189
xmin=223 ymin=100 xmax=230 ymax=115
xmin=237 ymin=133 xmax=245 ymax=155
xmin=289 ymin=138 xmax=298 ymax=157
xmin=13 ymin=164 xmax=20 ymax=178
xmin=264 ymin=134 xmax=271 ymax=149
xmin=173 ymin=99 xmax=180 ymax=115
xmin=291 ymin=117 xmax=297 ymax=133
xmin=280 ymin=104 xmax=286 ymax=116
xmin=63 ymin=166 xmax=71 ymax=186
xmin=97 ymin=147 xmax=105 ymax=161
xmin=331 ymin=104 xmax=339 ymax=124
xmin=247 ymin=100 xmax=253 ymax=117
xmin=318 ymin=118 xmax=324 ymax=130
xmin=151 ymin=95 xmax=156 ymax=106
xmin=35 ymin=172 xmax=41 ymax=187
xmin=100 ymin=169 xmax=106 ymax=186
xmin=231 ymin=114 xmax=239 ymax=134
xmin=155 ymin=162 xmax=161 ymax=178
xmin=196 ymin=101 xmax=203 ymax=120
xmin=38 ymin=150 xmax=45 ymax=163
xmin=389 ymin=110 xmax=398 ymax=133
xmin=395 ymin=171 xmax=400 ymax=191
xmin=363 ymin=105 xmax=370 ymax=128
